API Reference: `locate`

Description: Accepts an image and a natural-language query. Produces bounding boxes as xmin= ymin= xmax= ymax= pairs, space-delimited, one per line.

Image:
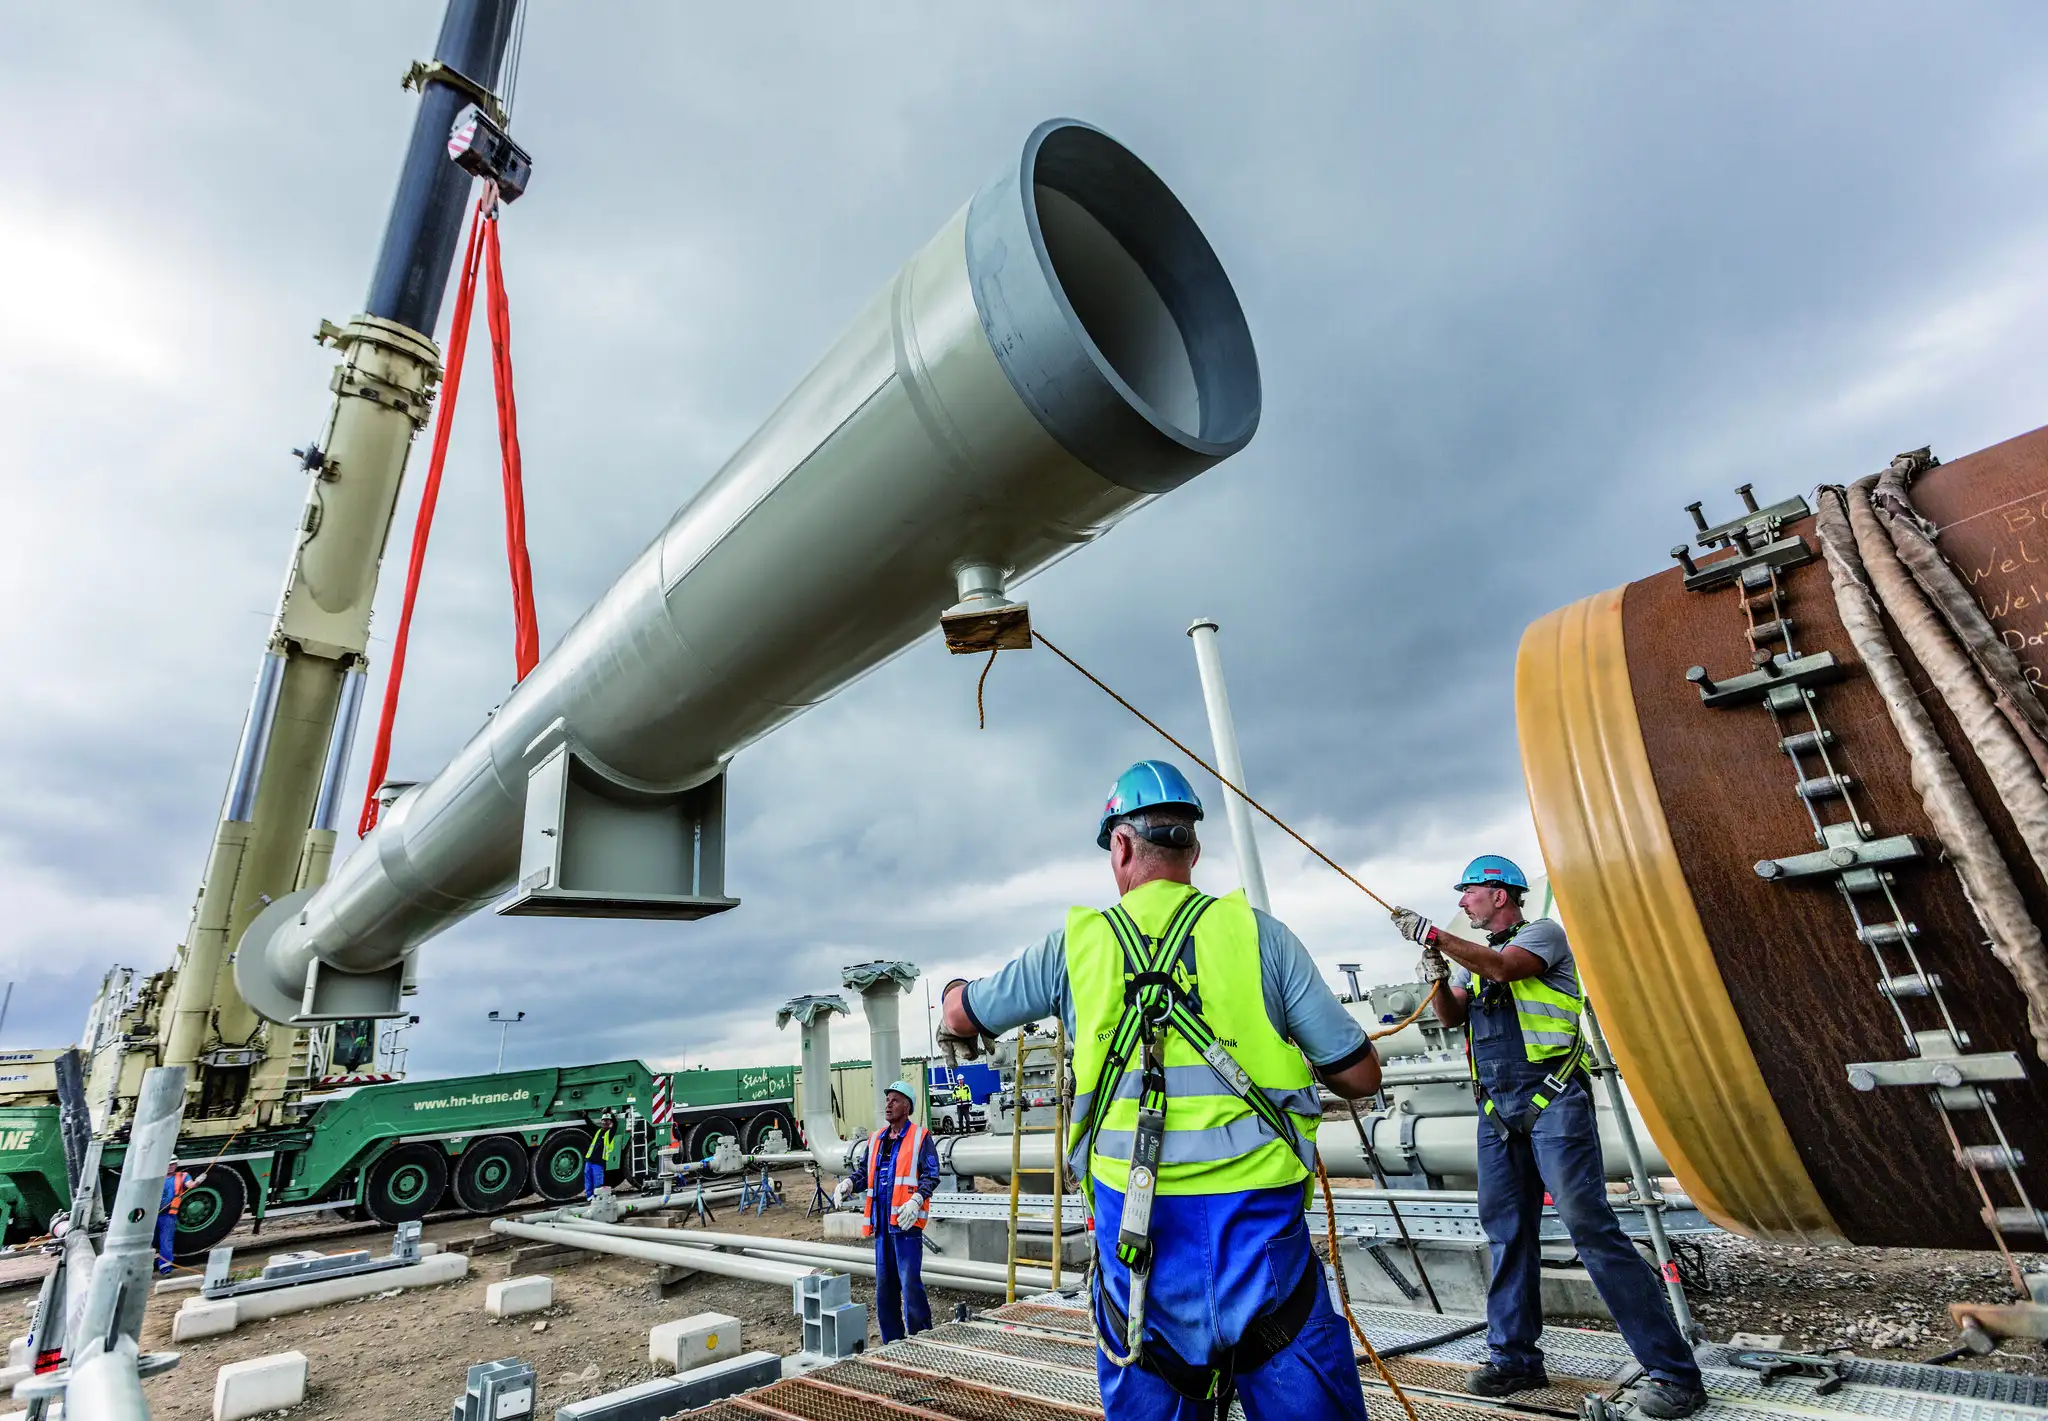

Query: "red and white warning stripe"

xmin=652 ymin=1073 xmax=672 ymax=1124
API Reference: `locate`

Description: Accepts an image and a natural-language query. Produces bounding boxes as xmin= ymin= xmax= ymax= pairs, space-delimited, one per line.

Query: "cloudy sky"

xmin=5 ymin=5 xmax=2047 ymax=1080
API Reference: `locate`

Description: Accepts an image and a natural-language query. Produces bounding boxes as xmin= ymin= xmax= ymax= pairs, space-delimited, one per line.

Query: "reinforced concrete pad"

xmin=488 ymin=1274 xmax=555 ymax=1318
xmin=213 ymin=1350 xmax=308 ymax=1421
xmin=649 ymin=1311 xmax=741 ymax=1371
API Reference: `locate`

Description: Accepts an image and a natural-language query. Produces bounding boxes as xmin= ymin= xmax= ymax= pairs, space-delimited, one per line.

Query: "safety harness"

xmin=1467 ymin=923 xmax=1589 ymax=1138
xmin=1074 ymin=890 xmax=1315 ymax=1417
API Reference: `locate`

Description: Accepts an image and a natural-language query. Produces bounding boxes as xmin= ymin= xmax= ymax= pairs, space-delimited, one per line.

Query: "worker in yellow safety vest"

xmin=1394 ymin=856 xmax=1705 ymax=1418
xmin=940 ymin=761 xmax=1383 ymax=1421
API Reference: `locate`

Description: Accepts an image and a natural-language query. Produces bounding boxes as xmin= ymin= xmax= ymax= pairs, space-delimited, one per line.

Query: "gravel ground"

xmin=9 ymin=1186 xmax=2043 ymax=1416
xmin=1619 ymin=1232 xmax=2046 ymax=1376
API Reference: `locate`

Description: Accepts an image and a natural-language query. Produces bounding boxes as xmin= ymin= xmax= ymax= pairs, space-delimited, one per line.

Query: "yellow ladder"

xmin=1005 ymin=1017 xmax=1070 ymax=1301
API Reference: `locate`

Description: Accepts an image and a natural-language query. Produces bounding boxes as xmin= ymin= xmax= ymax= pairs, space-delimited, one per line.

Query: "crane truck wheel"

xmin=682 ymin=1116 xmax=738 ymax=1162
xmin=741 ymin=1109 xmax=794 ymax=1154
xmin=530 ymin=1128 xmax=592 ymax=1202
xmin=169 ymin=1165 xmax=247 ymax=1262
xmin=365 ymin=1144 xmax=449 ymax=1224
xmin=453 ymin=1136 xmax=530 ymax=1214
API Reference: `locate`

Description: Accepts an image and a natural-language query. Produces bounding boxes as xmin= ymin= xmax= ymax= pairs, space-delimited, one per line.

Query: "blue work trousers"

xmin=155 ymin=1213 xmax=178 ymax=1274
xmin=1092 ymin=1179 xmax=1369 ymax=1421
xmin=1474 ymin=1070 xmax=1699 ymax=1387
xmin=583 ymin=1160 xmax=605 ymax=1198
xmin=874 ymin=1227 xmax=931 ymax=1342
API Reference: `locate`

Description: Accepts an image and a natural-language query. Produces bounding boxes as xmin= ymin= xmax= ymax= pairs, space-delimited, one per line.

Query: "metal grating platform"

xmin=670 ymin=1295 xmax=2048 ymax=1421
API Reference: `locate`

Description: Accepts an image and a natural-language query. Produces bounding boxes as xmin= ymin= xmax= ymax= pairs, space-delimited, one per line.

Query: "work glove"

xmin=936 ymin=978 xmax=996 ymax=1062
xmin=1391 ymin=907 xmax=1436 ymax=946
xmin=893 ymin=1195 xmax=926 ymax=1230
xmin=1417 ymin=944 xmax=1450 ymax=984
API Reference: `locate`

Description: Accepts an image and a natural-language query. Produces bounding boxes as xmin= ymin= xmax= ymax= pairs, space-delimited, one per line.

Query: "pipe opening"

xmin=1023 ymin=123 xmax=1259 ymax=454
xmin=968 ymin=119 xmax=1261 ymax=494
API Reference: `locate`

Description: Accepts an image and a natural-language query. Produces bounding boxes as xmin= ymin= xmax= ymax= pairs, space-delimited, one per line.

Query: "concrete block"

xmin=174 ymin=1297 xmax=240 ymax=1342
xmin=5 ymin=1337 xmax=22 ymax=1369
xmin=213 ymin=1350 xmax=308 ymax=1421
xmin=821 ymin=1212 xmax=865 ymax=1243
xmin=649 ymin=1311 xmax=741 ymax=1371
xmin=154 ymin=1273 xmax=206 ymax=1295
xmin=0 ymin=1364 xmax=28 ymax=1392
xmin=1728 ymin=1332 xmax=1787 ymax=1350
xmin=487 ymin=1274 xmax=554 ymax=1318
xmin=418 ymin=1239 xmax=444 ymax=1256
xmin=553 ymin=1352 xmax=780 ymax=1420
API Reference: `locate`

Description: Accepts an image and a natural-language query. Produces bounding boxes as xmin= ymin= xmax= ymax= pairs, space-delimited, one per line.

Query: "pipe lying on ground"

xmin=491 ymin=1219 xmax=816 ymax=1287
xmin=546 ymin=1217 xmax=1056 ymax=1291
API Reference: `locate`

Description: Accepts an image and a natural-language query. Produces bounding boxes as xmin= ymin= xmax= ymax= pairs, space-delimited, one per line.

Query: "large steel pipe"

xmin=1518 ymin=426 xmax=2048 ymax=1249
xmin=239 ymin=118 xmax=1261 ymax=1023
xmin=935 ymin=1107 xmax=1662 ymax=1183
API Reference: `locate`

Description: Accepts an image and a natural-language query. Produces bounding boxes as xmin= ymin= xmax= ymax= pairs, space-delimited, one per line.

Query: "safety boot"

xmin=1634 ymin=1379 xmax=1708 ymax=1418
xmin=1466 ymin=1363 xmax=1549 ymax=1397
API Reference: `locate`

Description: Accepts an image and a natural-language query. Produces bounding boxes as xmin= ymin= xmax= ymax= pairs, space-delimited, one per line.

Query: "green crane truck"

xmin=0 ymin=1058 xmax=798 ymax=1260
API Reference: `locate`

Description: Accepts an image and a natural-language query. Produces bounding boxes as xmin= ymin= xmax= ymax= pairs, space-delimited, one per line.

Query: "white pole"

xmin=1186 ymin=619 xmax=1271 ymax=914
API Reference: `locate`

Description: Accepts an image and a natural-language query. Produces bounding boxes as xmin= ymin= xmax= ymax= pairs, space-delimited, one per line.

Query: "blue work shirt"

xmin=857 ymin=1124 xmax=940 ymax=1236
xmin=963 ymin=893 xmax=1369 ymax=1361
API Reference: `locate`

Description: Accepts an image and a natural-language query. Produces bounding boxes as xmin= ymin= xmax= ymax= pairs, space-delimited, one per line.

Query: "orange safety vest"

xmin=165 ymin=1170 xmax=194 ymax=1217
xmin=860 ymin=1123 xmax=929 ymax=1238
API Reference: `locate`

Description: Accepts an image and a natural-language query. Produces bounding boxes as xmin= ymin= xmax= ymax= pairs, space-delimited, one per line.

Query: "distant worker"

xmin=584 ymin=1109 xmax=620 ymax=1200
xmin=155 ymin=1164 xmax=205 ymax=1275
xmin=854 ymin=1080 xmax=939 ymax=1341
xmin=1392 ymin=856 xmax=1705 ymax=1418
xmin=940 ymin=761 xmax=1381 ymax=1421
xmin=951 ymin=1076 xmax=974 ymax=1133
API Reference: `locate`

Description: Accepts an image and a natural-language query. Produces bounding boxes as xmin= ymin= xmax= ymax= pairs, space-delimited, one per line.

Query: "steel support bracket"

xmin=1695 ymin=495 xmax=1812 ymax=550
xmin=1688 ymin=651 xmax=1843 ymax=708
xmin=1683 ymin=533 xmax=1814 ymax=591
xmin=401 ymin=58 xmax=507 ymax=126
xmin=1847 ymin=1051 xmax=2025 ymax=1092
xmin=1755 ymin=823 xmax=1921 ymax=885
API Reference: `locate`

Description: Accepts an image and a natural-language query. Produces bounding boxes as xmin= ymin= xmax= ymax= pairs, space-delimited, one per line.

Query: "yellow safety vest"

xmin=1066 ymin=881 xmax=1320 ymax=1196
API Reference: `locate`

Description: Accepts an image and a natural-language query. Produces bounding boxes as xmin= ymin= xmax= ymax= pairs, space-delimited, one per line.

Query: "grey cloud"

xmin=6 ymin=3 xmax=2048 ymax=1077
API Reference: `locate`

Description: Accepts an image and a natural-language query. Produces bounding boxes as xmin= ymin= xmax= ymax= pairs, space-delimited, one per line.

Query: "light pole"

xmin=488 ymin=1010 xmax=525 ymax=1072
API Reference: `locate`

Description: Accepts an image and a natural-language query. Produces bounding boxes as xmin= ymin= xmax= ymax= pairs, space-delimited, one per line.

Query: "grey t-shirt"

xmin=1449 ymin=916 xmax=1578 ymax=997
xmin=964 ymin=907 xmax=1370 ymax=1069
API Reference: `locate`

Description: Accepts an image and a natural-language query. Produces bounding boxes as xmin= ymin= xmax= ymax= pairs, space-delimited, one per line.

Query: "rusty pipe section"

xmin=238 ymin=118 xmax=1260 ymax=1024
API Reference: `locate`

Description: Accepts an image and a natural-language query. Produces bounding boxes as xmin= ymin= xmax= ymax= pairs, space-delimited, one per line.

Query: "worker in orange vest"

xmin=155 ymin=1166 xmax=206 ymax=1275
xmin=856 ymin=1081 xmax=939 ymax=1341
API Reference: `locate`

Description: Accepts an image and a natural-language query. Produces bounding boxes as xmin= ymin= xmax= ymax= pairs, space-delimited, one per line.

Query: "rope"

xmin=1031 ymin=630 xmax=1396 ymax=913
xmin=1026 ymin=628 xmax=1437 ymax=1040
xmin=482 ymin=205 xmax=540 ymax=679
xmin=358 ymin=185 xmax=541 ymax=836
xmin=357 ymin=193 xmax=488 ymax=837
xmin=976 ymin=649 xmax=998 ymax=730
xmin=1316 ymin=1154 xmax=1421 ymax=1421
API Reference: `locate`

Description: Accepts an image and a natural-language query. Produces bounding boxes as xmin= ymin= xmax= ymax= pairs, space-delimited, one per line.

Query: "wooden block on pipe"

xmin=508 ymin=1241 xmax=598 ymax=1272
xmin=650 ymin=1260 xmax=703 ymax=1300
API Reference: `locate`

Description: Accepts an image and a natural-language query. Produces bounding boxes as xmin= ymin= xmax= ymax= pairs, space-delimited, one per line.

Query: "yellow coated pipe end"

xmin=1515 ymin=585 xmax=1847 ymax=1244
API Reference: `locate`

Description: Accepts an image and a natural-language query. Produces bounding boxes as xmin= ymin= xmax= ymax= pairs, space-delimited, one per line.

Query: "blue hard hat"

xmin=1097 ymin=761 xmax=1204 ymax=849
xmin=885 ymin=1080 xmax=917 ymax=1102
xmin=1455 ymin=855 xmax=1529 ymax=892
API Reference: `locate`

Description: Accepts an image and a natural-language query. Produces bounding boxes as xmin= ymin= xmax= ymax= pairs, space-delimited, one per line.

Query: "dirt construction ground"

xmin=4 ymin=1175 xmax=2039 ymax=1418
